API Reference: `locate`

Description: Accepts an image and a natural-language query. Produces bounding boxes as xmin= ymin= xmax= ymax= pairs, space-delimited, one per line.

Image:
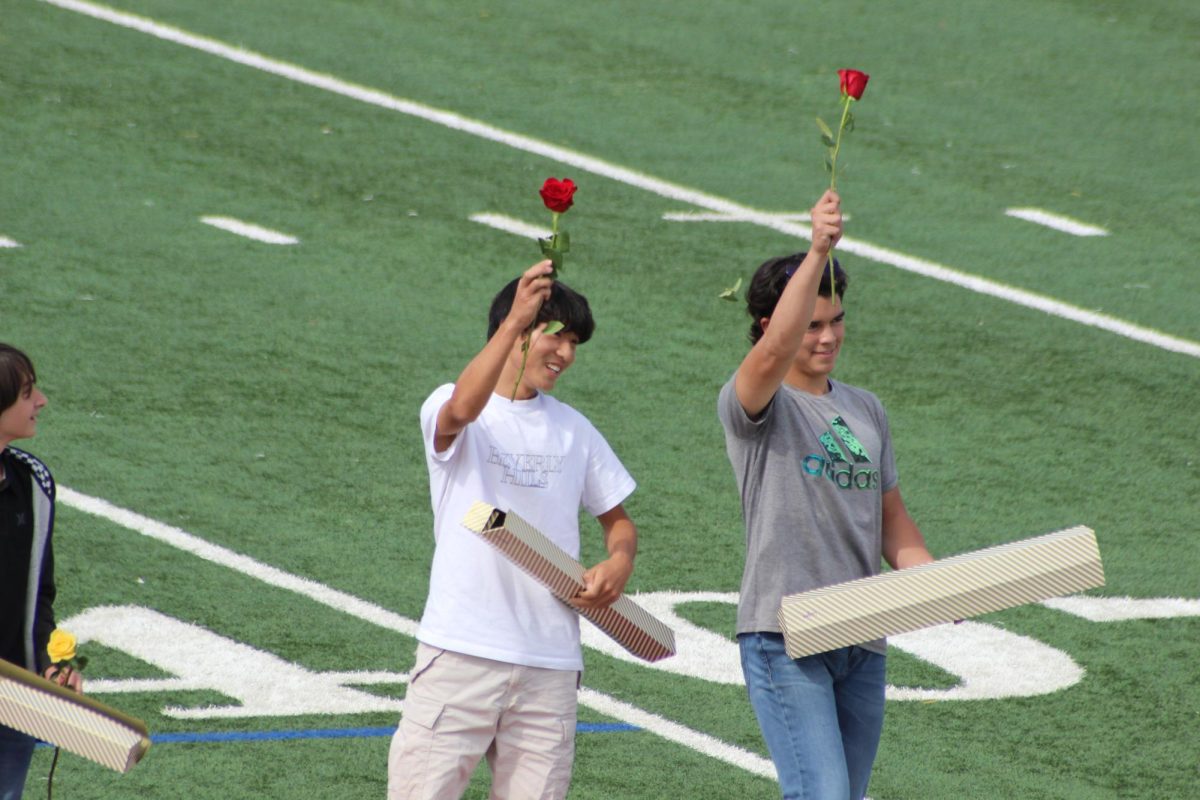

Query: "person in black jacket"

xmin=0 ymin=344 xmax=80 ymax=800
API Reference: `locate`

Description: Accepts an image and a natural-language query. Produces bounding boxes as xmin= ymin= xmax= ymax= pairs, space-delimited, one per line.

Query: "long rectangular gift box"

xmin=778 ymin=525 xmax=1104 ymax=659
xmin=0 ymin=658 xmax=151 ymax=773
xmin=462 ymin=501 xmax=676 ymax=662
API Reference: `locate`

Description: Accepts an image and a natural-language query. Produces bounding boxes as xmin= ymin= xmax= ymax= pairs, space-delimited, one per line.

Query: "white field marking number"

xmin=64 ymin=605 xmax=405 ymax=719
xmin=67 ymin=591 xmax=1200 ymax=716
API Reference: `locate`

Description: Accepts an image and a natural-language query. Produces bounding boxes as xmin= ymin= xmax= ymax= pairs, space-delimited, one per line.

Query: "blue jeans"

xmin=0 ymin=723 xmax=38 ymax=800
xmin=739 ymin=633 xmax=886 ymax=800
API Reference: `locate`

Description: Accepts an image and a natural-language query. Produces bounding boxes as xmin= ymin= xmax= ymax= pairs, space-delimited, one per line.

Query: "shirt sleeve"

xmin=420 ymin=384 xmax=460 ymax=465
xmin=717 ymin=376 xmax=773 ymax=440
xmin=581 ymin=423 xmax=637 ymax=518
xmin=33 ymin=539 xmax=56 ymax=675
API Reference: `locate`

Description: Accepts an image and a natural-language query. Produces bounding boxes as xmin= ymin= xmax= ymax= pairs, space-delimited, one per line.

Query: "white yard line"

xmin=38 ymin=0 xmax=1200 ymax=360
xmin=662 ymin=211 xmax=813 ymax=222
xmin=579 ymin=688 xmax=775 ymax=779
xmin=200 ymin=215 xmax=299 ymax=244
xmin=1005 ymin=208 xmax=1109 ymax=237
xmin=468 ymin=213 xmax=549 ymax=240
xmin=58 ymin=487 xmax=420 ymax=636
xmin=0 ymin=236 xmax=23 ymax=248
xmin=57 ymin=485 xmax=773 ymax=779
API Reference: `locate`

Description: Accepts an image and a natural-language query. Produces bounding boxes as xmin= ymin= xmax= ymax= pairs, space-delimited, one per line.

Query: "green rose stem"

xmin=548 ymin=212 xmax=560 ymax=277
xmin=540 ymin=213 xmax=569 ymax=278
xmin=49 ymin=741 xmax=62 ymax=799
xmin=828 ymin=94 xmax=853 ymax=191
xmin=823 ymin=93 xmax=855 ymax=308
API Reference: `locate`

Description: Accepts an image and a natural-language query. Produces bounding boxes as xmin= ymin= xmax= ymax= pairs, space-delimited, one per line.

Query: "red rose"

xmin=539 ymin=178 xmax=577 ymax=214
xmin=837 ymin=69 xmax=869 ymax=100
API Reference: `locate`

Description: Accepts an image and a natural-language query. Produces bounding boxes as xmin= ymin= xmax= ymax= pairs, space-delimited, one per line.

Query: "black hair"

xmin=745 ymin=253 xmax=848 ymax=344
xmin=486 ymin=279 xmax=595 ymax=344
xmin=0 ymin=343 xmax=37 ymax=413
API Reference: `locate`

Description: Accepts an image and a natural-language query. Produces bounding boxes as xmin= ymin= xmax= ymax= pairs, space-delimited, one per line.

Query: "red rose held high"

xmin=539 ymin=178 xmax=577 ymax=214
xmin=837 ymin=69 xmax=869 ymax=100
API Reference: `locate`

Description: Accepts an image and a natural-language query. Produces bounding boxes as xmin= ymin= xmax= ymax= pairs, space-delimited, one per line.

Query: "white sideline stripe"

xmin=469 ymin=213 xmax=549 ymax=240
xmin=0 ymin=236 xmax=22 ymax=248
xmin=57 ymin=486 xmax=768 ymax=779
xmin=662 ymin=211 xmax=813 ymax=222
xmin=579 ymin=688 xmax=776 ymax=780
xmin=39 ymin=0 xmax=1200 ymax=360
xmin=1005 ymin=208 xmax=1109 ymax=237
xmin=200 ymin=215 xmax=299 ymax=244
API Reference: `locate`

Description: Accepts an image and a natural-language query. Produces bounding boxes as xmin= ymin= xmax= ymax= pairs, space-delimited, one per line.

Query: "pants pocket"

xmin=400 ymin=692 xmax=446 ymax=732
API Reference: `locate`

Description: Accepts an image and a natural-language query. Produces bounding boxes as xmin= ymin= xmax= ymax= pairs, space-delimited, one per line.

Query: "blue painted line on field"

xmin=147 ymin=721 xmax=638 ymax=745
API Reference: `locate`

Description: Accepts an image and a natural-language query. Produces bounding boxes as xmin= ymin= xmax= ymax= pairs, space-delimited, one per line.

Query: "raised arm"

xmin=571 ymin=504 xmax=637 ymax=609
xmin=733 ymin=190 xmax=842 ymax=417
xmin=433 ymin=261 xmax=554 ymax=452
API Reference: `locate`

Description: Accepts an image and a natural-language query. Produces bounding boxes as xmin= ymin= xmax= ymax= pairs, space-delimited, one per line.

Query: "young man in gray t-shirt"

xmin=718 ymin=190 xmax=934 ymax=800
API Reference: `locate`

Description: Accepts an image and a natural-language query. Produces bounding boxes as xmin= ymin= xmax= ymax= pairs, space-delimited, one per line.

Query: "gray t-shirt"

xmin=718 ymin=376 xmax=897 ymax=652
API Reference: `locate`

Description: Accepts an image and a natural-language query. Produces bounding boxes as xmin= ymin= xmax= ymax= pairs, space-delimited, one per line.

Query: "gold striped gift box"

xmin=778 ymin=525 xmax=1104 ymax=659
xmin=462 ymin=501 xmax=676 ymax=662
xmin=0 ymin=658 xmax=151 ymax=773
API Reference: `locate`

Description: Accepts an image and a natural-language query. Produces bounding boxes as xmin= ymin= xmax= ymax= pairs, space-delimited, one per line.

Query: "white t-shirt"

xmin=416 ymin=383 xmax=636 ymax=670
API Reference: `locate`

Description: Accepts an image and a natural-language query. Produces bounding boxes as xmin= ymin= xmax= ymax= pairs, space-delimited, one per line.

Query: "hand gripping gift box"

xmin=778 ymin=525 xmax=1104 ymax=659
xmin=0 ymin=658 xmax=151 ymax=773
xmin=462 ymin=501 xmax=675 ymax=662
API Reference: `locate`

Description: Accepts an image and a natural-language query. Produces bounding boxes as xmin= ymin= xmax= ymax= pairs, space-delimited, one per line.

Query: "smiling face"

xmin=0 ymin=379 xmax=47 ymax=447
xmin=505 ymin=322 xmax=580 ymax=400
xmin=780 ymin=295 xmax=845 ymax=394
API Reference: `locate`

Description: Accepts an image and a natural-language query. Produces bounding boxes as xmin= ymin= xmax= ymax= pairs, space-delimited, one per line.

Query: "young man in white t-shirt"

xmin=388 ymin=260 xmax=639 ymax=800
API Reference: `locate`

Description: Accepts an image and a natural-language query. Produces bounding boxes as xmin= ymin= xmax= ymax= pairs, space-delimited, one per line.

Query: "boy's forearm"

xmin=881 ymin=488 xmax=934 ymax=569
xmin=733 ymin=191 xmax=840 ymax=415
xmin=569 ymin=507 xmax=637 ymax=609
xmin=438 ymin=321 xmax=522 ymax=436
xmin=762 ymin=250 xmax=826 ymax=344
xmin=435 ymin=262 xmax=553 ymax=446
xmin=733 ymin=255 xmax=823 ymax=414
xmin=604 ymin=517 xmax=638 ymax=564
xmin=456 ymin=321 xmax=521 ymax=406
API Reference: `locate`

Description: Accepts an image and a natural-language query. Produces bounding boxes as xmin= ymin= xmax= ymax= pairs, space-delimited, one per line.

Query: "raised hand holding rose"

xmin=815 ymin=68 xmax=869 ymax=306
xmin=510 ymin=179 xmax=578 ymax=398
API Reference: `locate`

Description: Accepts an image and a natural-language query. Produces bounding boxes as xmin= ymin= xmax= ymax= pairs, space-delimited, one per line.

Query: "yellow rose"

xmin=47 ymin=629 xmax=77 ymax=663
